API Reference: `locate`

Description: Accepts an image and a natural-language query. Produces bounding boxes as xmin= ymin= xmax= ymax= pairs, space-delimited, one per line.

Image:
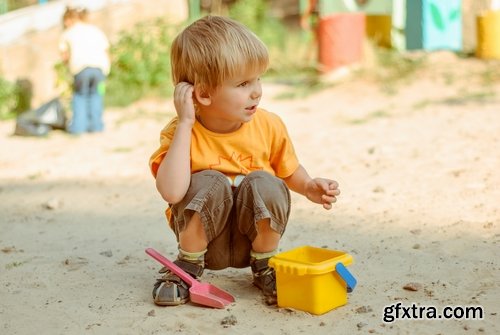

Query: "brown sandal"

xmin=152 ymin=259 xmax=204 ymax=306
xmin=250 ymin=257 xmax=277 ymax=305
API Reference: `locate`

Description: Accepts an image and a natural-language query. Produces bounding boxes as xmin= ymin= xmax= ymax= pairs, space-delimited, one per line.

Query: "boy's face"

xmin=199 ymin=71 xmax=263 ymax=133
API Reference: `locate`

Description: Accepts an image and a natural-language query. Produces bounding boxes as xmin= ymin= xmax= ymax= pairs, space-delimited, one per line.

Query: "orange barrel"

xmin=316 ymin=13 xmax=366 ymax=73
xmin=476 ymin=10 xmax=500 ymax=59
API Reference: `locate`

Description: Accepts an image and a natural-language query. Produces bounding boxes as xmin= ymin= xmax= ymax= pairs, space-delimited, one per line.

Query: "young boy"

xmin=149 ymin=15 xmax=340 ymax=306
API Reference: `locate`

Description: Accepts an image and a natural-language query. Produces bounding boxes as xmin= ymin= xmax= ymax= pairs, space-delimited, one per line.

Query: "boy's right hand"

xmin=174 ymin=82 xmax=196 ymax=126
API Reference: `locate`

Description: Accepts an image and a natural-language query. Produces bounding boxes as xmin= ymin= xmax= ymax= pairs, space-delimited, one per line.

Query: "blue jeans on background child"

xmin=68 ymin=67 xmax=105 ymax=134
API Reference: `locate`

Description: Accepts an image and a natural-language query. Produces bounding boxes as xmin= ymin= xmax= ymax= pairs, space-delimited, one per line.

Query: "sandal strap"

xmin=156 ymin=272 xmax=189 ymax=290
xmin=174 ymin=259 xmax=204 ymax=278
xmin=157 ymin=259 xmax=204 ymax=278
xmin=250 ymin=257 xmax=270 ymax=273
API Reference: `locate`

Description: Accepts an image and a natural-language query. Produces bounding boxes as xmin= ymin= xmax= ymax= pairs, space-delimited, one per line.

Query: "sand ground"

xmin=0 ymin=53 xmax=499 ymax=334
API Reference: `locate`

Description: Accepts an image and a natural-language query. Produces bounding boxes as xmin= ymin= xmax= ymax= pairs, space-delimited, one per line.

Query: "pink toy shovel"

xmin=145 ymin=248 xmax=235 ymax=308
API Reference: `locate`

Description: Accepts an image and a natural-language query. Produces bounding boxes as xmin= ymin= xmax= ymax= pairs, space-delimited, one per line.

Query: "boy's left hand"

xmin=305 ymin=178 xmax=340 ymax=210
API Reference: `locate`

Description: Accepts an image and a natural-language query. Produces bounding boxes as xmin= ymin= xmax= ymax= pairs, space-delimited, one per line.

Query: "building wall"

xmin=0 ymin=0 xmax=187 ymax=106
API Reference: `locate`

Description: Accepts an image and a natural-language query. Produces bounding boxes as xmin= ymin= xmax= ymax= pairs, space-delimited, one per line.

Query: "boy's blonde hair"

xmin=171 ymin=15 xmax=269 ymax=92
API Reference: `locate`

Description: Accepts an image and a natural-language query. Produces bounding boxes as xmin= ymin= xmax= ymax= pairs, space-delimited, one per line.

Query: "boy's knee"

xmin=173 ymin=170 xmax=232 ymax=211
xmin=243 ymin=171 xmax=281 ymax=189
xmin=236 ymin=171 xmax=290 ymax=235
xmin=241 ymin=171 xmax=289 ymax=201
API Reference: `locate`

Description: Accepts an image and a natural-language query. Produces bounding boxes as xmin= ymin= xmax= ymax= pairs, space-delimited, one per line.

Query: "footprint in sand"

xmin=62 ymin=257 xmax=89 ymax=271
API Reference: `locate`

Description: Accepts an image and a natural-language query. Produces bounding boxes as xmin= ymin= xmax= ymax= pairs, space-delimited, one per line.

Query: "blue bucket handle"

xmin=335 ymin=262 xmax=357 ymax=293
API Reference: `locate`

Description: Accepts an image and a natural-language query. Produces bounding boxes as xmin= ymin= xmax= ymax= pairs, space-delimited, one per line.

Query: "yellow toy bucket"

xmin=269 ymin=246 xmax=357 ymax=315
xmin=476 ymin=10 xmax=500 ymax=59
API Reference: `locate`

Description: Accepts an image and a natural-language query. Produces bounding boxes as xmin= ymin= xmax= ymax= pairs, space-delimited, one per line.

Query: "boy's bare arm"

xmin=155 ymin=83 xmax=196 ymax=204
xmin=284 ymin=165 xmax=340 ymax=210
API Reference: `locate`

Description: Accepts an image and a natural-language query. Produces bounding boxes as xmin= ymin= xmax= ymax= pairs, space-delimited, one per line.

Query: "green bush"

xmin=104 ymin=2 xmax=316 ymax=106
xmin=0 ymin=77 xmax=18 ymax=120
xmin=105 ymin=18 xmax=180 ymax=106
xmin=229 ymin=0 xmax=317 ymax=83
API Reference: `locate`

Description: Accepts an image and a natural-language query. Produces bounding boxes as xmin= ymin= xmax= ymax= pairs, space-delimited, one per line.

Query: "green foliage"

xmin=2 ymin=0 xmax=38 ymax=13
xmin=229 ymin=0 xmax=318 ymax=86
xmin=103 ymin=3 xmax=317 ymax=106
xmin=0 ymin=76 xmax=18 ymax=120
xmin=105 ymin=18 xmax=180 ymax=106
xmin=229 ymin=0 xmax=287 ymax=49
xmin=53 ymin=61 xmax=72 ymax=99
xmin=228 ymin=0 xmax=267 ymax=33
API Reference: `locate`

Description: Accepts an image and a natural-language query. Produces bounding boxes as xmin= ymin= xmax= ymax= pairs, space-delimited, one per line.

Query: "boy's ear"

xmin=194 ymin=86 xmax=212 ymax=106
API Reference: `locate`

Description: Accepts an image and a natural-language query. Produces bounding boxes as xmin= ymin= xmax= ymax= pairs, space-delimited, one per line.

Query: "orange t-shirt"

xmin=149 ymin=108 xmax=299 ymax=186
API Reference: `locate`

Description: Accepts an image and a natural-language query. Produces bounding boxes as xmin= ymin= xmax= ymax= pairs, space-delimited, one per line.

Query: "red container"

xmin=317 ymin=13 xmax=366 ymax=73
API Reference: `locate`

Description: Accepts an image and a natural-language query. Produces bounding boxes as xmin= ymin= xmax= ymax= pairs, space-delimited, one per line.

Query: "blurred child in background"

xmin=59 ymin=7 xmax=110 ymax=134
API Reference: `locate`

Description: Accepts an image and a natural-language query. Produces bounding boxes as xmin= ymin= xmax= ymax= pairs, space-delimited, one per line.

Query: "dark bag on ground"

xmin=14 ymin=98 xmax=67 ymax=136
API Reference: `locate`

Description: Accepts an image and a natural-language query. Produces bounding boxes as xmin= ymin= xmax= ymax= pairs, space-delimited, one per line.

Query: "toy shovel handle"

xmin=335 ymin=262 xmax=357 ymax=293
xmin=145 ymin=248 xmax=196 ymax=287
